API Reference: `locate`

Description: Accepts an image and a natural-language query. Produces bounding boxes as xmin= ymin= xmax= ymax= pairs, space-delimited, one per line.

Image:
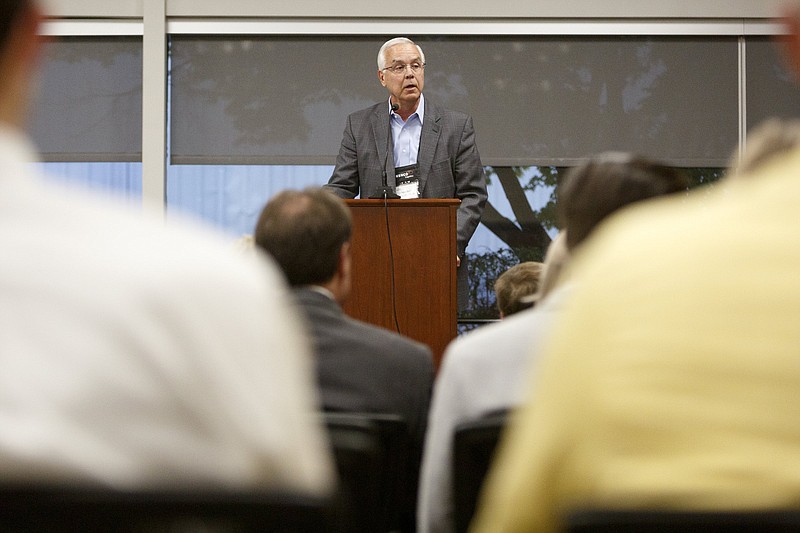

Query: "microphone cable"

xmin=382 ymin=193 xmax=402 ymax=334
xmin=382 ymin=100 xmax=401 ymax=334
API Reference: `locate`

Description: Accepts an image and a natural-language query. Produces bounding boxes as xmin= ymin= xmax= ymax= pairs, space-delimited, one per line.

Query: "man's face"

xmin=378 ymin=43 xmax=425 ymax=107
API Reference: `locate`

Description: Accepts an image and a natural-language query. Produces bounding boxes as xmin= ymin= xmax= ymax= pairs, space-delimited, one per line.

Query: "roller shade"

xmin=28 ymin=37 xmax=143 ymax=162
xmin=170 ymin=35 xmax=738 ymax=167
xmin=746 ymin=36 xmax=800 ymax=131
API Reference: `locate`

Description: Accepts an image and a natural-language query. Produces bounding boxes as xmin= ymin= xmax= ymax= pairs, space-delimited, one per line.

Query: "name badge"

xmin=395 ymin=164 xmax=420 ymax=199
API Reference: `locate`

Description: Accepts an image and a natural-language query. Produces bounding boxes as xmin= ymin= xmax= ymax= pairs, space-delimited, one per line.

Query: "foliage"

xmin=460 ymin=248 xmax=538 ymax=320
xmin=479 ymin=166 xmax=560 ymax=261
xmin=684 ymin=167 xmax=727 ymax=189
xmin=461 ymin=165 xmax=727 ymax=320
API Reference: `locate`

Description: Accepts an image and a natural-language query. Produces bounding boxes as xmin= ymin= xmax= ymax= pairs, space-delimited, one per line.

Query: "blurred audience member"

xmin=729 ymin=117 xmax=800 ymax=177
xmin=231 ymin=233 xmax=256 ymax=257
xmin=418 ymin=153 xmax=687 ymax=533
xmin=494 ymin=261 xmax=544 ymax=318
xmin=254 ymin=187 xmax=434 ymax=531
xmin=532 ymin=231 xmax=570 ymax=305
xmin=0 ymin=0 xmax=333 ymax=495
xmin=254 ymin=187 xmax=434 ymax=440
xmin=471 ymin=9 xmax=800 ymax=532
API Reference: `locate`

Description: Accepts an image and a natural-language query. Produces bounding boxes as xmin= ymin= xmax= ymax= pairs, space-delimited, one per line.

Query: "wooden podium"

xmin=343 ymin=198 xmax=460 ymax=367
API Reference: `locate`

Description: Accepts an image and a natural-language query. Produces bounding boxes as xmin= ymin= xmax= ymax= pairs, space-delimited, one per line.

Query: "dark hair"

xmin=254 ymin=187 xmax=352 ymax=287
xmin=0 ymin=0 xmax=28 ymax=51
xmin=557 ymin=152 xmax=689 ymax=250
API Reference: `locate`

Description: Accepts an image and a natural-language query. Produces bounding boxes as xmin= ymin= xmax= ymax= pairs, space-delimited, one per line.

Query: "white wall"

xmin=41 ymin=0 xmax=142 ymax=18
xmin=41 ymin=0 xmax=786 ymax=20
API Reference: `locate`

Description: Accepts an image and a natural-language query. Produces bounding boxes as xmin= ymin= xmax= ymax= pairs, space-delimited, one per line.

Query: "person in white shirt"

xmin=417 ymin=153 xmax=688 ymax=533
xmin=0 ymin=0 xmax=333 ymax=496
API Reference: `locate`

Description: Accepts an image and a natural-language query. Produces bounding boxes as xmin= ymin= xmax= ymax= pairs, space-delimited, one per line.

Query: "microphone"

xmin=369 ymin=101 xmax=401 ymax=199
xmin=367 ymin=101 xmax=402 ymax=333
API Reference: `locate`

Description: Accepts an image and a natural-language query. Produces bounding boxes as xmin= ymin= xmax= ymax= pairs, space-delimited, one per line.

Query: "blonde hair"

xmin=494 ymin=261 xmax=544 ymax=318
xmin=729 ymin=118 xmax=800 ymax=177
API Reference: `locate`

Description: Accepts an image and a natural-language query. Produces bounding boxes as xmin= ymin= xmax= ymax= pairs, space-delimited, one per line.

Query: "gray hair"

xmin=377 ymin=37 xmax=426 ymax=70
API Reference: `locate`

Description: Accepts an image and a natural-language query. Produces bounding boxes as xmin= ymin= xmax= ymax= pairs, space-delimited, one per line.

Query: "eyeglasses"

xmin=382 ymin=62 xmax=425 ymax=75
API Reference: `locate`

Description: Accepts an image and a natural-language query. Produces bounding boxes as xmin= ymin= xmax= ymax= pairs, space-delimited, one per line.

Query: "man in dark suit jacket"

xmin=255 ymin=187 xmax=435 ymax=531
xmin=325 ymin=37 xmax=487 ymax=262
xmin=253 ymin=187 xmax=435 ymax=452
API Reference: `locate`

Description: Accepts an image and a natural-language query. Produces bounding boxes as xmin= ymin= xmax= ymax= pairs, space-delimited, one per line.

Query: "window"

xmin=746 ymin=36 xmax=800 ymax=129
xmin=29 ymin=36 xmax=143 ymax=199
xmin=169 ymin=35 xmax=738 ymax=167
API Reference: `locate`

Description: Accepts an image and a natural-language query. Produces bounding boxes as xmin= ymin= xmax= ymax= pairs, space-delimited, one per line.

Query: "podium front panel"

xmin=343 ymin=199 xmax=459 ymax=367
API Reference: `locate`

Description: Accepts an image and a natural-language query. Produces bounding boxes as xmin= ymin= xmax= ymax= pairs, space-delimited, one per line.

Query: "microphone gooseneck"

xmin=384 ymin=104 xmax=395 ymax=186
xmin=369 ymin=101 xmax=401 ymax=199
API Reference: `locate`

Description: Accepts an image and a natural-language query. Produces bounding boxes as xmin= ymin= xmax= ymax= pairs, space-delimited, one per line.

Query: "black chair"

xmin=452 ymin=411 xmax=508 ymax=533
xmin=323 ymin=412 xmax=408 ymax=533
xmin=0 ymin=484 xmax=332 ymax=532
xmin=566 ymin=509 xmax=800 ymax=532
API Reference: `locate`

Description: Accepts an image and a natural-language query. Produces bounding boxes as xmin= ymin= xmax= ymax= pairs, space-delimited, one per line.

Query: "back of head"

xmin=534 ymin=231 xmax=571 ymax=303
xmin=557 ymin=152 xmax=688 ymax=251
xmin=254 ymin=187 xmax=352 ymax=287
xmin=0 ymin=0 xmax=38 ymax=128
xmin=494 ymin=261 xmax=544 ymax=317
xmin=729 ymin=118 xmax=800 ymax=177
xmin=0 ymin=0 xmax=27 ymax=51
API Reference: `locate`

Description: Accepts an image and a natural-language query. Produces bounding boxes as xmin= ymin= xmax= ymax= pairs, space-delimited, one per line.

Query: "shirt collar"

xmin=0 ymin=124 xmax=42 ymax=193
xmin=0 ymin=123 xmax=39 ymax=167
xmin=389 ymin=93 xmax=425 ymax=124
xmin=305 ymin=285 xmax=336 ymax=301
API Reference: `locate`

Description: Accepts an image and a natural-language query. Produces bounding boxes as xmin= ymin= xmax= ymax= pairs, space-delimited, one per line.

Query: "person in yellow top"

xmin=470 ymin=6 xmax=800 ymax=532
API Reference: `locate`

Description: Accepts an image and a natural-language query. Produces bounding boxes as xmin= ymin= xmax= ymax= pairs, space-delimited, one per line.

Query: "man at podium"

xmin=324 ymin=37 xmax=488 ymax=265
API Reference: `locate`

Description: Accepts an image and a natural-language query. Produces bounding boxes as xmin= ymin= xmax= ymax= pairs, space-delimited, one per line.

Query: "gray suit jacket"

xmin=325 ymin=99 xmax=488 ymax=257
xmin=293 ymin=288 xmax=434 ymax=532
xmin=292 ymin=288 xmax=435 ymax=447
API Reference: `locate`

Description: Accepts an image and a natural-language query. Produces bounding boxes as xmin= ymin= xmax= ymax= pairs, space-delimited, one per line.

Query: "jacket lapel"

xmin=371 ymin=105 xmax=395 ymax=187
xmin=417 ymin=101 xmax=441 ymax=196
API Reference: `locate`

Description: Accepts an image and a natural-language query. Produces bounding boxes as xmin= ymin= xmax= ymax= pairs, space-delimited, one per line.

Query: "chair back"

xmin=566 ymin=509 xmax=800 ymax=532
xmin=452 ymin=411 xmax=508 ymax=533
xmin=0 ymin=484 xmax=331 ymax=532
xmin=323 ymin=412 xmax=408 ymax=533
